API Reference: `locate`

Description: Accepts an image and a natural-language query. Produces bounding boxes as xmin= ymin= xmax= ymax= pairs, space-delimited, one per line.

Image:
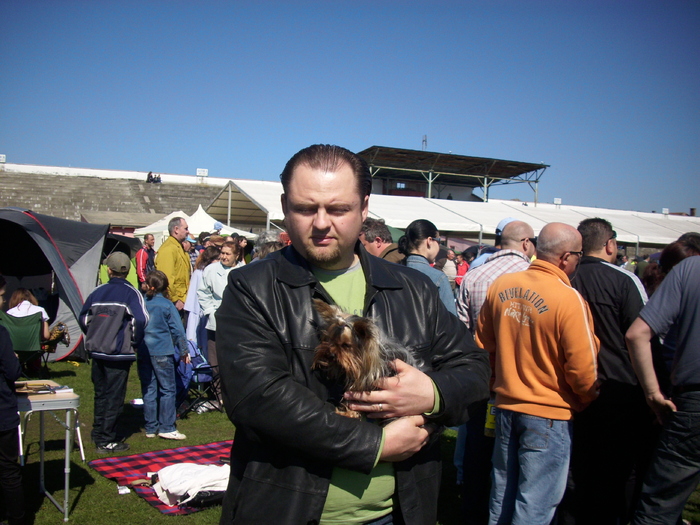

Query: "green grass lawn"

xmin=22 ymin=360 xmax=233 ymax=524
xmin=19 ymin=360 xmax=700 ymax=524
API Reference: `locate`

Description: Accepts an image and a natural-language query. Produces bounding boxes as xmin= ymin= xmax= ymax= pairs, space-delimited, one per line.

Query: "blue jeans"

xmin=489 ymin=408 xmax=573 ymax=525
xmin=633 ymin=391 xmax=700 ymax=525
xmin=137 ymin=354 xmax=177 ymax=434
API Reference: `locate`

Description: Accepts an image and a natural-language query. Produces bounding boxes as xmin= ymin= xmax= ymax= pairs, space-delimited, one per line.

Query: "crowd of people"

xmin=1 ymin=143 xmax=698 ymax=525
xmin=79 ymin=219 xmax=285 ymax=454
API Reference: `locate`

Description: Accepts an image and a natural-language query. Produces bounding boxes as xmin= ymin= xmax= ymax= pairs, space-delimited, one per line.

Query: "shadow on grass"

xmin=118 ymin=403 xmax=146 ymax=441
xmin=48 ymin=369 xmax=78 ymax=379
xmin=22 ymin=458 xmax=96 ymax=523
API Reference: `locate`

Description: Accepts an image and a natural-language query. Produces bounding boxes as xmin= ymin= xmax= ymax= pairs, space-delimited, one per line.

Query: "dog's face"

xmin=312 ymin=299 xmax=384 ymax=392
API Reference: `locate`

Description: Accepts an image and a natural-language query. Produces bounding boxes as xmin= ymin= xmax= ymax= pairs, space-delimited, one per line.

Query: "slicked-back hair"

xmin=280 ymin=144 xmax=372 ymax=199
xmin=398 ymin=219 xmax=438 ymax=255
xmin=168 ymin=217 xmax=185 ymax=235
xmin=361 ymin=218 xmax=393 ymax=244
xmin=578 ymin=217 xmax=614 ymax=255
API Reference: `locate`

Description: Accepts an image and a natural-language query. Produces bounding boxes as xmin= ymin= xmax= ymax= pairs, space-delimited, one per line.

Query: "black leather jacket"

xmin=216 ymin=244 xmax=489 ymax=525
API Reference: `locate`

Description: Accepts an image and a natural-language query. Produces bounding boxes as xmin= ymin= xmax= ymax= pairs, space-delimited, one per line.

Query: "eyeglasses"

xmin=566 ymin=250 xmax=584 ymax=258
xmin=521 ymin=237 xmax=538 ymax=247
xmin=430 ymin=236 xmax=443 ymax=243
xmin=606 ymin=230 xmax=617 ymax=245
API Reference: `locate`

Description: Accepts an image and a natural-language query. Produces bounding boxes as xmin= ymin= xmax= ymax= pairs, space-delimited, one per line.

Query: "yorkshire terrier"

xmin=311 ymin=299 xmax=422 ymax=419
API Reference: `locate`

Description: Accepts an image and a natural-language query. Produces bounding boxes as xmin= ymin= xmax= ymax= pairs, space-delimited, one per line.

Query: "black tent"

xmin=0 ymin=208 xmax=108 ymax=361
xmin=104 ymin=233 xmax=142 ymax=259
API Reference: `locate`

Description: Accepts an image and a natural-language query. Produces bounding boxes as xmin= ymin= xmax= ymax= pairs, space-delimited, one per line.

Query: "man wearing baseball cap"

xmin=79 ymin=252 xmax=148 ymax=454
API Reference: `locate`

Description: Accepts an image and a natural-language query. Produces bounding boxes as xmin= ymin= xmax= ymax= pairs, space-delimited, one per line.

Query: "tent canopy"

xmin=207 ymin=180 xmax=285 ymax=229
xmin=134 ymin=205 xmax=257 ymax=249
xmin=105 ymin=233 xmax=142 ymax=258
xmin=0 ymin=207 xmax=108 ymax=361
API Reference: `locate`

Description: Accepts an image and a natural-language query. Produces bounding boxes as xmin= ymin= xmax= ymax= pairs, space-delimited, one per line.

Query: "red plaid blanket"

xmin=89 ymin=440 xmax=233 ymax=515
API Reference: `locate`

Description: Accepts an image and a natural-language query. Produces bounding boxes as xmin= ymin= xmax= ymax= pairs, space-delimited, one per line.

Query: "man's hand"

xmin=344 ymin=359 xmax=435 ymax=418
xmin=380 ymin=415 xmax=431 ymax=462
xmin=181 ymin=353 xmax=191 ymax=365
xmin=175 ymin=300 xmax=184 ymax=311
xmin=646 ymin=391 xmax=677 ymax=425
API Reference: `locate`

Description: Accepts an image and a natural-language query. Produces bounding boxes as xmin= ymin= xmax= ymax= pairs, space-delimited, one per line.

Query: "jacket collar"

xmin=487 ymin=249 xmax=531 ymax=265
xmin=406 ymin=253 xmax=431 ymax=267
xmin=215 ymin=261 xmax=235 ymax=275
xmin=528 ymin=258 xmax=572 ymax=286
xmin=162 ymin=235 xmax=181 ymax=248
xmin=580 ymin=255 xmax=607 ymax=265
xmin=276 ymin=242 xmax=404 ymax=292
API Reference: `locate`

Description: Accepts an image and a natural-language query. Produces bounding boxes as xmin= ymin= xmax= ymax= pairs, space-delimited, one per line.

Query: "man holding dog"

xmin=216 ymin=144 xmax=489 ymax=524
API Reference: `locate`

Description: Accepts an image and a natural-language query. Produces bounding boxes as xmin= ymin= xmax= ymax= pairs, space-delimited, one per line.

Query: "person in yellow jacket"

xmin=155 ymin=217 xmax=191 ymax=311
xmin=476 ymin=222 xmax=600 ymax=525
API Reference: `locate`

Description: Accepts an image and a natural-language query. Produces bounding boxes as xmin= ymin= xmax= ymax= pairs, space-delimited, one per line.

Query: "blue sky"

xmin=1 ymin=1 xmax=698 ymax=213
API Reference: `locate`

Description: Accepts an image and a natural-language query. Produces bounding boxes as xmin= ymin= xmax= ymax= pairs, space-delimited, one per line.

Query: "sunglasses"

xmin=521 ymin=237 xmax=538 ymax=247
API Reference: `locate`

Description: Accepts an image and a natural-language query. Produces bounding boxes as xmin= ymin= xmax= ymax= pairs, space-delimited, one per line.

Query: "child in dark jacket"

xmin=138 ymin=271 xmax=190 ymax=440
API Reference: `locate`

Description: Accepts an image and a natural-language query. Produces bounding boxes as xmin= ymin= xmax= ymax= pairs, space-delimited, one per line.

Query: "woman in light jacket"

xmin=197 ymin=241 xmax=240 ymax=404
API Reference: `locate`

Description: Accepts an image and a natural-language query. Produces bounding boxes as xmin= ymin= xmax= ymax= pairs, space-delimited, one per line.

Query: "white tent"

xmin=218 ymin=179 xmax=700 ymax=249
xmin=188 ymin=205 xmax=258 ymax=241
xmin=134 ymin=206 xmax=257 ymax=249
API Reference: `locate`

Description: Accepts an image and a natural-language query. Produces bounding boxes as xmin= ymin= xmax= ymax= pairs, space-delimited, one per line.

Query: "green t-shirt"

xmin=312 ymin=260 xmax=395 ymax=524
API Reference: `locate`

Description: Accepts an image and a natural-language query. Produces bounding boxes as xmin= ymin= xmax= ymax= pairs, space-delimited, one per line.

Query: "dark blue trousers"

xmin=633 ymin=391 xmax=700 ymax=525
xmin=91 ymin=358 xmax=132 ymax=445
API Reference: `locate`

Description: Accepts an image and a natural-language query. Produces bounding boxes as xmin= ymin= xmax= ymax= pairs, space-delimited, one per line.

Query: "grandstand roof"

xmin=357 ymin=146 xmax=549 ymax=198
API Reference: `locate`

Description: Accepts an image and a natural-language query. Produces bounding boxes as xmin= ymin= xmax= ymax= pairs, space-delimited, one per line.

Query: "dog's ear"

xmin=351 ymin=317 xmax=377 ymax=345
xmin=313 ymin=298 xmax=344 ymax=325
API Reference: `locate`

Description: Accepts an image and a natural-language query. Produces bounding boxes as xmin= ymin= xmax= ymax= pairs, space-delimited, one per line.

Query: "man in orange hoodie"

xmin=476 ymin=222 xmax=600 ymax=525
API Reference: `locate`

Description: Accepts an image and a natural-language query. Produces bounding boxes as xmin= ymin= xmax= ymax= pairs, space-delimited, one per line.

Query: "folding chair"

xmin=0 ymin=311 xmax=47 ymax=378
xmin=176 ymin=341 xmax=222 ymax=417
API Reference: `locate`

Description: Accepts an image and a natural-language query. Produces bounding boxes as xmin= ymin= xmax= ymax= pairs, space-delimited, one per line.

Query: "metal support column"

xmin=227 ymin=184 xmax=232 ymax=227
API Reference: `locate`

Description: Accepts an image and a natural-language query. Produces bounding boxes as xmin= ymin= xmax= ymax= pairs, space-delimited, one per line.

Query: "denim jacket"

xmin=143 ymin=293 xmax=187 ymax=357
xmin=406 ymin=254 xmax=458 ymax=316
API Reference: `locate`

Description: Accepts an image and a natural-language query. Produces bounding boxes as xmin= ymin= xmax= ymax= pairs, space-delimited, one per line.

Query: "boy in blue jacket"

xmin=79 ymin=252 xmax=148 ymax=454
